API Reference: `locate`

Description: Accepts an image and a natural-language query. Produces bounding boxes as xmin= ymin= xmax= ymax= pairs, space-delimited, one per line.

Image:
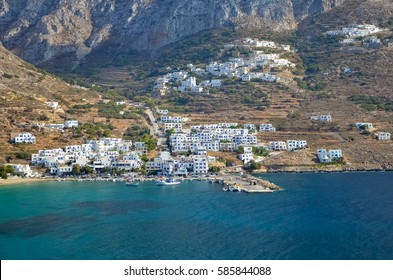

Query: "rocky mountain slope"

xmin=0 ymin=0 xmax=342 ymax=64
xmin=0 ymin=42 xmax=103 ymax=163
xmin=0 ymin=42 xmax=96 ymax=109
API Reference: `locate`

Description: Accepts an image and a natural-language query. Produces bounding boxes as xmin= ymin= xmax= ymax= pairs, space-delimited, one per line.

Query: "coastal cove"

xmin=0 ymin=172 xmax=392 ymax=260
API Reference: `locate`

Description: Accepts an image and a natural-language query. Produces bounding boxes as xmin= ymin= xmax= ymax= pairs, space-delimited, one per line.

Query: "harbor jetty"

xmin=212 ymin=173 xmax=280 ymax=193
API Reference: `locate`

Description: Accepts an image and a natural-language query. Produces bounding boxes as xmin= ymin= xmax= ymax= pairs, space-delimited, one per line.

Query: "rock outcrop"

xmin=0 ymin=0 xmax=342 ymax=63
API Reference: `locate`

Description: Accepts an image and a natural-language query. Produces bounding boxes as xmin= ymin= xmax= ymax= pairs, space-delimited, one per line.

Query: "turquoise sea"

xmin=0 ymin=172 xmax=392 ymax=260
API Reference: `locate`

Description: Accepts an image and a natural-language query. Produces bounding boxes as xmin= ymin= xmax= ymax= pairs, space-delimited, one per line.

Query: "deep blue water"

xmin=0 ymin=172 xmax=392 ymax=260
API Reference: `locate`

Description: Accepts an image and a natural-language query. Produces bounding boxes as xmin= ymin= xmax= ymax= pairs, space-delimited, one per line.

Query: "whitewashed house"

xmin=329 ymin=149 xmax=343 ymax=159
xmin=192 ymin=157 xmax=209 ymax=174
xmin=244 ymin=124 xmax=256 ymax=131
xmin=269 ymin=141 xmax=287 ymax=151
xmin=46 ymin=102 xmax=59 ymax=109
xmin=377 ymin=132 xmax=391 ymax=141
xmin=356 ymin=122 xmax=374 ymax=130
xmin=164 ymin=123 xmax=183 ymax=132
xmin=51 ymin=165 xmax=73 ymax=176
xmin=157 ymin=109 xmax=169 ymax=115
xmin=259 ymin=124 xmax=276 ymax=132
xmin=311 ymin=114 xmax=332 ymax=122
xmin=238 ymin=146 xmax=254 ymax=164
xmin=45 ymin=124 xmax=65 ymax=130
xmin=11 ymin=133 xmax=36 ymax=144
xmin=317 ymin=149 xmax=343 ymax=163
xmin=65 ymin=120 xmax=79 ymax=128
xmin=195 ymin=146 xmax=207 ymax=156
xmin=65 ymin=145 xmax=82 ymax=153
xmin=286 ymin=140 xmax=307 ymax=151
xmin=11 ymin=164 xmax=33 ymax=177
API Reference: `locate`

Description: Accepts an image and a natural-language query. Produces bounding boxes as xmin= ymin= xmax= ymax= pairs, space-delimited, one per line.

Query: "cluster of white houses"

xmin=327 ymin=24 xmax=382 ymax=38
xmin=43 ymin=120 xmax=79 ymax=131
xmin=354 ymin=122 xmax=391 ymax=140
xmin=170 ymin=125 xmax=258 ymax=154
xmin=31 ymin=138 xmax=147 ymax=176
xmin=153 ymin=38 xmax=296 ymax=95
xmin=10 ymin=121 xmax=79 ymax=144
xmin=165 ymin=121 xmax=278 ymax=164
xmin=224 ymin=38 xmax=291 ymax=51
xmin=145 ymin=151 xmax=214 ymax=176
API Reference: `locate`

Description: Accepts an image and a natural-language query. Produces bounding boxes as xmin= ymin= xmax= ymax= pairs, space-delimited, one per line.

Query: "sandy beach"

xmin=0 ymin=177 xmax=56 ymax=186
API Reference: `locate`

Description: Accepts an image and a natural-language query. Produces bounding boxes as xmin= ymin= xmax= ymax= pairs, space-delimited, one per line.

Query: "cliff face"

xmin=0 ymin=0 xmax=342 ymax=63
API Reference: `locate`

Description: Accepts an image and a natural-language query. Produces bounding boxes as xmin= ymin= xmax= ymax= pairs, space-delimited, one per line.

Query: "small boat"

xmin=156 ymin=178 xmax=181 ymax=186
xmin=126 ymin=180 xmax=139 ymax=186
xmin=229 ymin=186 xmax=239 ymax=192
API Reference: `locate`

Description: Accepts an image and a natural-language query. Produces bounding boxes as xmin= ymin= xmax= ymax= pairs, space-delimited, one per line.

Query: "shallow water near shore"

xmin=0 ymin=172 xmax=392 ymax=260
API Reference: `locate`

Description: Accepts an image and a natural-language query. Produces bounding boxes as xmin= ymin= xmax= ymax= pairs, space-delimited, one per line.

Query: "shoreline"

xmin=0 ymin=178 xmax=57 ymax=187
xmin=1 ymin=168 xmax=392 ymax=187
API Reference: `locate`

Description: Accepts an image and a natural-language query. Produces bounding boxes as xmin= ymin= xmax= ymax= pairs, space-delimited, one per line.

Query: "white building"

xmin=269 ymin=141 xmax=287 ymax=151
xmin=327 ymin=24 xmax=381 ymax=38
xmin=171 ymin=71 xmax=188 ymax=81
xmin=356 ymin=122 xmax=374 ymax=130
xmin=11 ymin=164 xmax=33 ymax=177
xmin=11 ymin=133 xmax=36 ymax=144
xmin=238 ymin=146 xmax=254 ymax=164
xmin=164 ymin=123 xmax=183 ymax=132
xmin=195 ymin=146 xmax=207 ymax=156
xmin=377 ymin=132 xmax=391 ymax=141
xmin=286 ymin=140 xmax=307 ymax=151
xmin=160 ymin=115 xmax=184 ymax=123
xmin=192 ymin=157 xmax=209 ymax=174
xmin=178 ymin=77 xmax=204 ymax=93
xmin=65 ymin=120 xmax=79 ymax=128
xmin=329 ymin=149 xmax=343 ymax=159
xmin=65 ymin=145 xmax=82 ymax=153
xmin=157 ymin=109 xmax=169 ymax=115
xmin=45 ymin=124 xmax=65 ymax=130
xmin=52 ymin=165 xmax=73 ymax=175
xmin=259 ymin=124 xmax=276 ymax=132
xmin=244 ymin=124 xmax=256 ymax=131
xmin=317 ymin=149 xmax=343 ymax=163
xmin=210 ymin=79 xmax=222 ymax=87
xmin=311 ymin=114 xmax=332 ymax=122
xmin=46 ymin=102 xmax=59 ymax=109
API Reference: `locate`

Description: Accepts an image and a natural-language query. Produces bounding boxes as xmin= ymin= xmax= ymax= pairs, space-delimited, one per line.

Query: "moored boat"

xmin=126 ymin=180 xmax=140 ymax=186
xmin=156 ymin=178 xmax=181 ymax=185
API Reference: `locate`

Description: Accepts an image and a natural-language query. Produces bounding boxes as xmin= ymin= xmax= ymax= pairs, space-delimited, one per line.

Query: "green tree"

xmin=82 ymin=165 xmax=94 ymax=174
xmin=141 ymin=134 xmax=157 ymax=151
xmin=208 ymin=166 xmax=221 ymax=173
xmin=103 ymin=129 xmax=111 ymax=137
xmin=236 ymin=146 xmax=244 ymax=154
xmin=141 ymin=154 xmax=149 ymax=162
xmin=15 ymin=152 xmax=30 ymax=160
xmin=101 ymin=167 xmax=111 ymax=174
xmin=252 ymin=147 xmax=270 ymax=157
xmin=72 ymin=164 xmax=81 ymax=175
xmin=243 ymin=161 xmax=262 ymax=171
xmin=5 ymin=165 xmax=15 ymax=174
